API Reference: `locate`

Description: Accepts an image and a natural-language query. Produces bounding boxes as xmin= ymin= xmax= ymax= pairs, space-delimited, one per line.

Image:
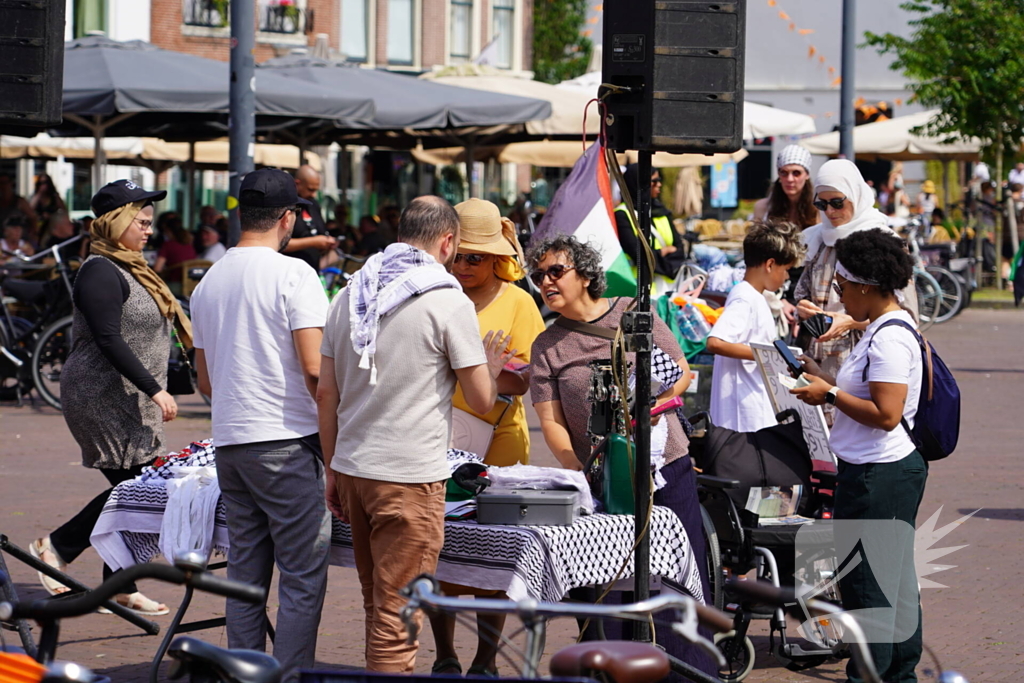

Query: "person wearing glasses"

xmin=428 ymin=199 xmax=544 ymax=678
xmin=30 ymin=180 xmax=193 ymax=617
xmin=615 ymin=164 xmax=685 ymax=294
xmin=794 ymin=159 xmax=909 ymax=379
xmin=527 ymin=235 xmax=716 ymax=678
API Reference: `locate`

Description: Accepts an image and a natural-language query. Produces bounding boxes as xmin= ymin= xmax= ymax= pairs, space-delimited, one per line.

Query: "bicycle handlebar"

xmin=725 ymin=579 xmax=885 ymax=683
xmin=0 ymin=562 xmax=265 ymax=622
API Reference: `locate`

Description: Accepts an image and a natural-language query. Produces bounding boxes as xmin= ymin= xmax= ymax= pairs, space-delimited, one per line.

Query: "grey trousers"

xmin=216 ymin=435 xmax=332 ymax=681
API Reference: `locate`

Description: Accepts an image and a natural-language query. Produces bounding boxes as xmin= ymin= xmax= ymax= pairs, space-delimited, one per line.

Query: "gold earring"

xmin=861 ymin=287 xmax=868 ymax=294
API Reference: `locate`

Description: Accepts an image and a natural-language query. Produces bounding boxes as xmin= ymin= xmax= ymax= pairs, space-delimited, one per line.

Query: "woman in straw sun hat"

xmin=429 ymin=198 xmax=544 ymax=678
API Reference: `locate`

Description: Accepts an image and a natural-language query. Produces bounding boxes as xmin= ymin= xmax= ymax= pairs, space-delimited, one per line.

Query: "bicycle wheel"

xmin=924 ymin=266 xmax=963 ymax=323
xmin=700 ymin=505 xmax=724 ymax=611
xmin=31 ymin=315 xmax=73 ymax=411
xmin=914 ymin=270 xmax=940 ymax=333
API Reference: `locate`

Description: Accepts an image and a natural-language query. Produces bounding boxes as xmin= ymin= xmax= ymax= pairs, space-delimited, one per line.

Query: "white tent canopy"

xmin=798 ymin=109 xmax=982 ymax=161
xmin=412 ymin=141 xmax=747 ymax=168
xmin=557 ymin=71 xmax=817 ymax=140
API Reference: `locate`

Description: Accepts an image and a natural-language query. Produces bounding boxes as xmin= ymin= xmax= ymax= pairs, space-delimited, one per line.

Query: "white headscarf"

xmin=802 ymin=159 xmax=891 ymax=257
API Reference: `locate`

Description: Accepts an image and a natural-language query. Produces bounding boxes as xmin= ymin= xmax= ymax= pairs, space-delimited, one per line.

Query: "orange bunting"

xmin=767 ymin=0 xmax=776 ymax=6
xmin=895 ymin=98 xmax=904 ymax=106
xmin=828 ymin=66 xmax=837 ymax=74
xmin=818 ymin=55 xmax=826 ymax=64
xmin=808 ymin=45 xmax=817 ymax=58
xmin=588 ymin=16 xmax=599 ymax=23
xmin=798 ymin=28 xmax=815 ymax=35
xmin=594 ymin=3 xmax=603 ymax=9
xmin=778 ymin=11 xmax=790 ymax=20
xmin=789 ymin=22 xmax=796 ymax=30
xmin=582 ymin=29 xmax=593 ymax=37
xmin=831 ymin=77 xmax=843 ymax=87
xmin=824 ymin=112 xmax=834 ymax=118
xmin=854 ymin=97 xmax=866 ymax=107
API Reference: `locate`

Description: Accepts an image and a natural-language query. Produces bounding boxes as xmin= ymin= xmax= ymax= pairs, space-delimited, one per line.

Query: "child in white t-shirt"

xmin=706 ymin=220 xmax=805 ymax=432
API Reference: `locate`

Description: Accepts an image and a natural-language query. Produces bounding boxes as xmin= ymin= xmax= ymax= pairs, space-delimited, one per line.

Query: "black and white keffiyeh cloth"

xmin=349 ymin=242 xmax=461 ymax=385
xmin=93 ymin=445 xmax=704 ymax=604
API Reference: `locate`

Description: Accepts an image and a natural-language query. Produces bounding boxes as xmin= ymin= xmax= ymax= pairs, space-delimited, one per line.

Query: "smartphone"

xmin=773 ymin=339 xmax=804 ymax=377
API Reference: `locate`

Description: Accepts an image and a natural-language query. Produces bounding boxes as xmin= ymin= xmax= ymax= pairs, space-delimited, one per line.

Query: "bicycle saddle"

xmin=4 ymin=279 xmax=47 ymax=306
xmin=550 ymin=641 xmax=670 ymax=683
xmin=167 ymin=637 xmax=282 ymax=683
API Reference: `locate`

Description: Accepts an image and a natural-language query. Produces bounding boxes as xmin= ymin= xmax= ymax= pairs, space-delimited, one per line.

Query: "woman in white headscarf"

xmin=794 ymin=159 xmax=913 ymax=378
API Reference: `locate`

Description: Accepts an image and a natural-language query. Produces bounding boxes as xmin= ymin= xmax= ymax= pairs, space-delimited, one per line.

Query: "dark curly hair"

xmin=834 ymin=229 xmax=914 ymax=296
xmin=525 ymin=234 xmax=607 ymax=299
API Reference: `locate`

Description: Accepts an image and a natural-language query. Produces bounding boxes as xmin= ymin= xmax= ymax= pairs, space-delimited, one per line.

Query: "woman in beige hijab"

xmin=30 ymin=180 xmax=191 ymax=616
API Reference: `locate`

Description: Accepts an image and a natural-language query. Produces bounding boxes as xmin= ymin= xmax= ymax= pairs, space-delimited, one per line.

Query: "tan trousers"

xmin=337 ymin=473 xmax=446 ymax=673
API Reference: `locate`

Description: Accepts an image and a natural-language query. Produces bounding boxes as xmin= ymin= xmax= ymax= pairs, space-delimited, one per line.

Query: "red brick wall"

xmin=521 ymin=0 xmax=532 ymax=71
xmin=150 ymin=0 xmax=339 ymax=63
xmin=421 ymin=0 xmax=446 ymax=68
xmin=374 ymin=0 xmax=389 ymax=65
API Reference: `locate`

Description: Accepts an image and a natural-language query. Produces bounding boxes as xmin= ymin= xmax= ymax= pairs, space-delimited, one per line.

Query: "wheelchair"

xmin=688 ymin=410 xmax=845 ymax=682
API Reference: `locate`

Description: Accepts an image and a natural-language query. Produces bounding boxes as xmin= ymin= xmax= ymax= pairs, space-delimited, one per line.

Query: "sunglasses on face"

xmin=813 ymin=197 xmax=848 ymax=211
xmin=832 ymin=279 xmax=847 ymax=298
xmin=529 ymin=263 xmax=576 ymax=287
xmin=454 ymin=253 xmax=487 ymax=266
xmin=133 ymin=218 xmax=154 ymax=230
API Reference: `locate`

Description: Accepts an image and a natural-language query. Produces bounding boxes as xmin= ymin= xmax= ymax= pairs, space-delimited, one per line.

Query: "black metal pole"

xmin=228 ymin=0 xmax=256 ymax=247
xmin=632 ymin=149 xmax=654 ymax=642
xmin=839 ymin=0 xmax=857 ymax=160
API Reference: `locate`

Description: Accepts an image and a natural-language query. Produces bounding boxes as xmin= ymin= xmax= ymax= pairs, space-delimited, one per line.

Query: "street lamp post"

xmin=228 ymin=0 xmax=256 ymax=246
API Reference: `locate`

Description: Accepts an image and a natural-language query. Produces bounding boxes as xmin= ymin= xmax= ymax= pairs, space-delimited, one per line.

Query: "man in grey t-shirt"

xmin=317 ymin=196 xmax=510 ymax=673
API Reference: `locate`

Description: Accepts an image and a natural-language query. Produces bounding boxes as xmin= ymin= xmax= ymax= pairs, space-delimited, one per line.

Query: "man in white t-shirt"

xmin=316 ymin=196 xmax=509 ymax=673
xmin=707 ymin=220 xmax=805 ymax=432
xmin=191 ymin=169 xmax=331 ymax=682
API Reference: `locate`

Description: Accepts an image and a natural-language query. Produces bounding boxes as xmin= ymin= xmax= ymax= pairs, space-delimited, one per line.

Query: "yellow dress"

xmin=452 ymin=283 xmax=545 ymax=466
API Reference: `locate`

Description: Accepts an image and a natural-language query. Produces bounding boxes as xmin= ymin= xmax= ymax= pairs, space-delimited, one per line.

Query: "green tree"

xmin=864 ymin=0 xmax=1024 ymax=286
xmin=532 ymin=0 xmax=593 ymax=84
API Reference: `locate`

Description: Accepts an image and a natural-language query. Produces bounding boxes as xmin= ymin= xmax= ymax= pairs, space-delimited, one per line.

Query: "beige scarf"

xmin=89 ymin=201 xmax=194 ymax=349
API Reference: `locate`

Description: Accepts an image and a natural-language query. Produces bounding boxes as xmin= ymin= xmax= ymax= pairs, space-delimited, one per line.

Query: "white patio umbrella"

xmin=412 ymin=140 xmax=747 ymax=168
xmin=556 ymin=71 xmax=817 ymax=140
xmin=799 ymin=109 xmax=982 ymax=161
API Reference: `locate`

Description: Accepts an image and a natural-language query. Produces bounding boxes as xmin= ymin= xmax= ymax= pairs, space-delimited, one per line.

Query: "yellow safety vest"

xmin=614 ymin=204 xmax=678 ymax=294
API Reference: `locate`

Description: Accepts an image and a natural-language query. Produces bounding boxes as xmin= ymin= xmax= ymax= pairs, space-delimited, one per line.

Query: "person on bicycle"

xmin=31 ymin=179 xmax=192 ymax=617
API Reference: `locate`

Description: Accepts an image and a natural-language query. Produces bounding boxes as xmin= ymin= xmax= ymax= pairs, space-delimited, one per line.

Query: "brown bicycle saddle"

xmin=550 ymin=640 xmax=670 ymax=683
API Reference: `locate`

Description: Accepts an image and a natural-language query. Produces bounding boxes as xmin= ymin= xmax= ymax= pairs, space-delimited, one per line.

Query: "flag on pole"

xmin=532 ymin=143 xmax=636 ymax=297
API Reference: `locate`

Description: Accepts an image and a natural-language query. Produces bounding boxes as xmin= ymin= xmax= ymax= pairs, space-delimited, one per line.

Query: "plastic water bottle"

xmin=677 ymin=303 xmax=712 ymax=342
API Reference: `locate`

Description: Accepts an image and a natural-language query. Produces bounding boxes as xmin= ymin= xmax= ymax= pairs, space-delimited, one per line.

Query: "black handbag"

xmin=167 ymin=347 xmax=195 ymax=396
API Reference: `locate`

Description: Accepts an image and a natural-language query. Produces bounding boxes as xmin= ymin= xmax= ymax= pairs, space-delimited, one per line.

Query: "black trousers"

xmin=835 ymin=451 xmax=928 ymax=683
xmin=49 ymin=464 xmax=148 ymax=593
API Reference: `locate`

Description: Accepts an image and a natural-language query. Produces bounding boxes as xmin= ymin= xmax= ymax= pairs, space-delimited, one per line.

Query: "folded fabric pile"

xmin=141 ymin=439 xmax=215 ymax=481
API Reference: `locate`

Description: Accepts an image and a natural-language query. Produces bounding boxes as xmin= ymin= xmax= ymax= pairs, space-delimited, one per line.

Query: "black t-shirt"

xmin=286 ymin=201 xmax=326 ymax=271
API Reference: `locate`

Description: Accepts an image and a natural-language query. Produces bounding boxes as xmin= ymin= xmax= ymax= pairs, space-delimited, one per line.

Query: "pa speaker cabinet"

xmin=602 ymin=0 xmax=746 ymax=153
xmin=0 ymin=0 xmax=66 ymax=126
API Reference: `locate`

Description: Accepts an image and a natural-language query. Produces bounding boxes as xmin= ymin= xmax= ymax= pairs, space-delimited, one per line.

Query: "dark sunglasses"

xmin=832 ymin=279 xmax=847 ymax=298
xmin=813 ymin=197 xmax=848 ymax=211
xmin=651 ymin=177 xmax=663 ymax=184
xmin=454 ymin=253 xmax=487 ymax=265
xmin=529 ymin=264 xmax=576 ymax=287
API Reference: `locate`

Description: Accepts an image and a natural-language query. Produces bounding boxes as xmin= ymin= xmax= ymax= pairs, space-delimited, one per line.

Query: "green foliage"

xmin=533 ymin=0 xmax=593 ymax=84
xmin=863 ymin=0 xmax=1024 ymax=158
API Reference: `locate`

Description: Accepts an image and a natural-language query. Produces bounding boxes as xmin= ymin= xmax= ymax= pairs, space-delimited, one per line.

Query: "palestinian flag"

xmin=532 ymin=143 xmax=636 ymax=297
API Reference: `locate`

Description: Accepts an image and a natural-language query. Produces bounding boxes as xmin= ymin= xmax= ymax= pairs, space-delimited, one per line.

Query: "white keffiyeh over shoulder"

xmin=348 ymin=242 xmax=461 ymax=384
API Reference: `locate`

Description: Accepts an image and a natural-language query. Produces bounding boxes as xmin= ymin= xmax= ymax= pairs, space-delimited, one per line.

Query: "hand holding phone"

xmin=773 ymin=339 xmax=804 ymax=378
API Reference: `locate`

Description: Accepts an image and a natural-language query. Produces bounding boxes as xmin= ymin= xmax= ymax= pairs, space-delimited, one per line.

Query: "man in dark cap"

xmin=190 ymin=168 xmax=331 ymax=682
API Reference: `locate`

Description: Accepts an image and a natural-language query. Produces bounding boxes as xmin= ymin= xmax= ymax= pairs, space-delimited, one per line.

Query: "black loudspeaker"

xmin=0 ymin=0 xmax=66 ymax=127
xmin=602 ymin=0 xmax=746 ymax=153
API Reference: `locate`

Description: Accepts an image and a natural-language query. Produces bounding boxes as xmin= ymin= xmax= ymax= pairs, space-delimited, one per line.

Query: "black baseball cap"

xmin=239 ymin=168 xmax=312 ymax=208
xmin=91 ymin=179 xmax=167 ymax=218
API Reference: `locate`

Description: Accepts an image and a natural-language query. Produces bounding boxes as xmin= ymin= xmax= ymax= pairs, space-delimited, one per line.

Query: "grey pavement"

xmin=0 ymin=307 xmax=1021 ymax=682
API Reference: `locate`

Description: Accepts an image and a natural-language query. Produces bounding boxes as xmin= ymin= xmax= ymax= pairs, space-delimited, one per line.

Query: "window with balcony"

xmin=449 ymin=0 xmax=472 ymax=63
xmin=387 ymin=0 xmax=414 ymax=66
xmin=341 ymin=0 xmax=370 ymax=62
xmin=182 ymin=0 xmax=229 ymax=29
xmin=492 ymin=0 xmax=514 ymax=69
xmin=259 ymin=0 xmax=306 ymax=35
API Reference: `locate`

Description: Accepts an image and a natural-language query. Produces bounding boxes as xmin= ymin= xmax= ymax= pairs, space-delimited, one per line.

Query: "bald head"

xmin=294 ymin=165 xmax=321 ymax=199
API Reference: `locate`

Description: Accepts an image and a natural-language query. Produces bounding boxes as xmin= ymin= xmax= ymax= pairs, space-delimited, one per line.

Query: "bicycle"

xmin=401 ymin=574 xmax=735 ymax=683
xmin=320 ymin=251 xmax=366 ymax=300
xmin=0 ymin=553 xmax=277 ymax=683
xmin=0 ymin=235 xmax=84 ymax=408
xmin=900 ymin=218 xmax=965 ymax=324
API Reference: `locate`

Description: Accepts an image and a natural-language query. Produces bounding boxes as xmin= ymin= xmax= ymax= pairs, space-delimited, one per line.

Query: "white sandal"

xmin=104 ymin=592 xmax=170 ymax=617
xmin=28 ymin=537 xmax=70 ymax=596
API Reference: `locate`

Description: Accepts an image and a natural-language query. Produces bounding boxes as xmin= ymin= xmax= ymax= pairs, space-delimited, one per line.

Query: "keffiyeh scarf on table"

xmin=349 ymin=242 xmax=461 ymax=385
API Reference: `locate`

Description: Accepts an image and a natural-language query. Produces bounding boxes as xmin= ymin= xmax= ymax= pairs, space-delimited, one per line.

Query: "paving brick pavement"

xmin=1 ymin=307 xmax=1021 ymax=682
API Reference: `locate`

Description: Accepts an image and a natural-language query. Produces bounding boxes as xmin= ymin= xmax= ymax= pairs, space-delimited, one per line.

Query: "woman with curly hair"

xmin=527 ymin=235 xmax=716 ymax=677
xmin=792 ymin=228 xmax=926 ymax=683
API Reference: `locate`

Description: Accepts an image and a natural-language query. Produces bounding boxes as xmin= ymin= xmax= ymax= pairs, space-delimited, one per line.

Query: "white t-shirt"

xmin=321 ymin=287 xmax=487 ymax=484
xmin=201 ymin=242 xmax=227 ymax=263
xmin=708 ymin=280 xmax=778 ymax=432
xmin=191 ymin=246 xmax=329 ymax=447
xmin=829 ymin=310 xmax=921 ymax=465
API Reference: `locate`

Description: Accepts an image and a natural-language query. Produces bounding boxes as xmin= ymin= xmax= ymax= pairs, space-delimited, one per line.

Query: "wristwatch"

xmin=825 ymin=386 xmax=840 ymax=405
